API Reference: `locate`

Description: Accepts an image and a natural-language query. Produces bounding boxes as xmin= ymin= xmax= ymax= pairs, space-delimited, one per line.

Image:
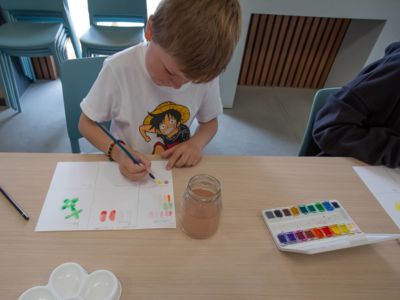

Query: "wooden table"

xmin=0 ymin=153 xmax=399 ymax=299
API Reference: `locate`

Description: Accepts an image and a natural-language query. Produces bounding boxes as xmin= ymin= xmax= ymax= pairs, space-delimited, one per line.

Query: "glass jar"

xmin=179 ymin=174 xmax=222 ymax=239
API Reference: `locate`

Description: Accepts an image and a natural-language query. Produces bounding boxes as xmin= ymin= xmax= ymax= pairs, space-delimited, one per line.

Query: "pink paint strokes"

xmin=149 ymin=194 xmax=175 ymax=220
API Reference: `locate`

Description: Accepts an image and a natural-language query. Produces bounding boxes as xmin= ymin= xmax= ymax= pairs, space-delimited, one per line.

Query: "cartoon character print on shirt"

xmin=139 ymin=101 xmax=191 ymax=154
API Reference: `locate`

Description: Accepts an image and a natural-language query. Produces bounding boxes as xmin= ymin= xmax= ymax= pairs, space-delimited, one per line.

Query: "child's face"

xmin=145 ymin=42 xmax=190 ymax=89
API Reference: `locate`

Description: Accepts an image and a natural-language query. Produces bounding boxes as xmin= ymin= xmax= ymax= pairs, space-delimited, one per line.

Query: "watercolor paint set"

xmin=262 ymin=200 xmax=400 ymax=254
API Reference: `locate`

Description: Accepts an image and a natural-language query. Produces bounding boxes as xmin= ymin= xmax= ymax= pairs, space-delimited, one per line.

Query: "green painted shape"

xmin=61 ymin=197 xmax=82 ymax=219
xmin=65 ymin=209 xmax=83 ymax=220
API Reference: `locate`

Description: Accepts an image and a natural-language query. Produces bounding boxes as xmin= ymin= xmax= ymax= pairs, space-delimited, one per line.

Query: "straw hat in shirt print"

xmin=139 ymin=101 xmax=191 ymax=154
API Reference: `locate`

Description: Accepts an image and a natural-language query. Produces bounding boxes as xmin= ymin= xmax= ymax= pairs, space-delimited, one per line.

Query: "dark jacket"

xmin=313 ymin=41 xmax=400 ymax=167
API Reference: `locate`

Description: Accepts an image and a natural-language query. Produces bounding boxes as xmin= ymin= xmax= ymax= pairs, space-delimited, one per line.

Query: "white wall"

xmin=325 ymin=19 xmax=385 ymax=87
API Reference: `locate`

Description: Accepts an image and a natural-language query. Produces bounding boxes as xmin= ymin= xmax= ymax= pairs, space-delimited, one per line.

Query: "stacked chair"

xmin=0 ymin=0 xmax=78 ymax=112
xmin=0 ymin=0 xmax=81 ymax=58
xmin=80 ymin=0 xmax=147 ymax=57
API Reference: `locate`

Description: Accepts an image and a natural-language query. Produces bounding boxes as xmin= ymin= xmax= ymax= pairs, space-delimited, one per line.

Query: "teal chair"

xmin=80 ymin=0 xmax=147 ymax=57
xmin=297 ymin=87 xmax=340 ymax=156
xmin=0 ymin=21 xmax=68 ymax=112
xmin=61 ymin=57 xmax=108 ymax=153
xmin=0 ymin=0 xmax=81 ymax=58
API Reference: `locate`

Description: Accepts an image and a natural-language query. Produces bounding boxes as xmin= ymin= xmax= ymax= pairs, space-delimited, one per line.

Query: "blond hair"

xmin=151 ymin=0 xmax=241 ymax=83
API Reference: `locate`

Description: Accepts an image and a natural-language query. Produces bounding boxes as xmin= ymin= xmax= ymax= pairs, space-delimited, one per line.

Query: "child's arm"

xmin=78 ymin=113 xmax=152 ymax=181
xmin=161 ymin=118 xmax=218 ymax=169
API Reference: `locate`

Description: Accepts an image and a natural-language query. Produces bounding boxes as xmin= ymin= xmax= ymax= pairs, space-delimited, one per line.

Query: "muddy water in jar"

xmin=179 ymin=175 xmax=222 ymax=239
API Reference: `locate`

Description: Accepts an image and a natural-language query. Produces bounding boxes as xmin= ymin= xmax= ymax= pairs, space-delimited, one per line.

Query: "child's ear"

xmin=145 ymin=16 xmax=153 ymax=41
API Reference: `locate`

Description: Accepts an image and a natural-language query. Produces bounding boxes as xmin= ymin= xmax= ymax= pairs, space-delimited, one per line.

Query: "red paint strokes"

xmin=100 ymin=210 xmax=107 ymax=222
xmin=109 ymin=210 xmax=116 ymax=222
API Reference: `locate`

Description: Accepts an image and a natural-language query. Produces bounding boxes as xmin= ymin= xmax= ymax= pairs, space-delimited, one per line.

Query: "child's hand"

xmin=113 ymin=146 xmax=152 ymax=181
xmin=160 ymin=140 xmax=202 ymax=170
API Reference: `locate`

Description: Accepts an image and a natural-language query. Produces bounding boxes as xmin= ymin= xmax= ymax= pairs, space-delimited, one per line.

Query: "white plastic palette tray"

xmin=262 ymin=200 xmax=400 ymax=254
xmin=19 ymin=262 xmax=121 ymax=300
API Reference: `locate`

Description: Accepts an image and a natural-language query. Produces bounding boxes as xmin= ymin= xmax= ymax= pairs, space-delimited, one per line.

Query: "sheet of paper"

xmin=353 ymin=166 xmax=400 ymax=229
xmin=36 ymin=161 xmax=176 ymax=232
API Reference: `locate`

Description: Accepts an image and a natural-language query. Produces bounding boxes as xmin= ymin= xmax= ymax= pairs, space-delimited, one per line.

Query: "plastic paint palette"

xmin=262 ymin=200 xmax=400 ymax=254
xmin=19 ymin=262 xmax=121 ymax=300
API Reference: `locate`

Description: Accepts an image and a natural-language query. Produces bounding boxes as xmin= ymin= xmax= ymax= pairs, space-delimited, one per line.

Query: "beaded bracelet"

xmin=106 ymin=140 xmax=125 ymax=161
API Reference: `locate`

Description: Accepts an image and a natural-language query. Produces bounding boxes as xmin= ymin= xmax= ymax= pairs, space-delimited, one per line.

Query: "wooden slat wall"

xmin=239 ymin=14 xmax=351 ymax=88
xmin=31 ymin=57 xmax=58 ymax=80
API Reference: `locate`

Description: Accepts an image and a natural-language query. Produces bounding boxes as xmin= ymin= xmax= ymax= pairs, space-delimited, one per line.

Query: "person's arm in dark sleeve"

xmin=313 ymin=41 xmax=400 ymax=167
xmin=313 ymin=86 xmax=400 ymax=167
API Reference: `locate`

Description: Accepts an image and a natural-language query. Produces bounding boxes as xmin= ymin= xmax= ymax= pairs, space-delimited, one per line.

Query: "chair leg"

xmin=61 ymin=34 xmax=69 ymax=61
xmin=0 ymin=53 xmax=21 ymax=112
xmin=67 ymin=28 xmax=82 ymax=59
xmin=20 ymin=57 xmax=36 ymax=81
xmin=4 ymin=56 xmax=20 ymax=110
xmin=0 ymin=55 xmax=13 ymax=110
xmin=55 ymin=36 xmax=67 ymax=65
xmin=82 ymin=46 xmax=90 ymax=58
xmin=51 ymin=30 xmax=69 ymax=78
xmin=70 ymin=139 xmax=81 ymax=153
xmin=63 ymin=10 xmax=82 ymax=58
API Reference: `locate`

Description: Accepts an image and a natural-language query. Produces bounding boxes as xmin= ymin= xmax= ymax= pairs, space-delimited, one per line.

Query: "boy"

xmin=78 ymin=0 xmax=241 ymax=181
xmin=313 ymin=41 xmax=400 ymax=167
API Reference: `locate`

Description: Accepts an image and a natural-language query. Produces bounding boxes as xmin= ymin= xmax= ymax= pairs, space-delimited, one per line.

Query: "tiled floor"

xmin=0 ymin=80 xmax=315 ymax=156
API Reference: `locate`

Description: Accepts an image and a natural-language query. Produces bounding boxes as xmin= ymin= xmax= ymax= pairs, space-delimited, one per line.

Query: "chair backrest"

xmin=61 ymin=56 xmax=107 ymax=153
xmin=297 ymin=87 xmax=340 ymax=156
xmin=87 ymin=0 xmax=147 ymax=26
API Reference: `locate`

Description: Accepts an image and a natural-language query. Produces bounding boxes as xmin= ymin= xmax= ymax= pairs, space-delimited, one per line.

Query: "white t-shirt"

xmin=81 ymin=42 xmax=222 ymax=154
